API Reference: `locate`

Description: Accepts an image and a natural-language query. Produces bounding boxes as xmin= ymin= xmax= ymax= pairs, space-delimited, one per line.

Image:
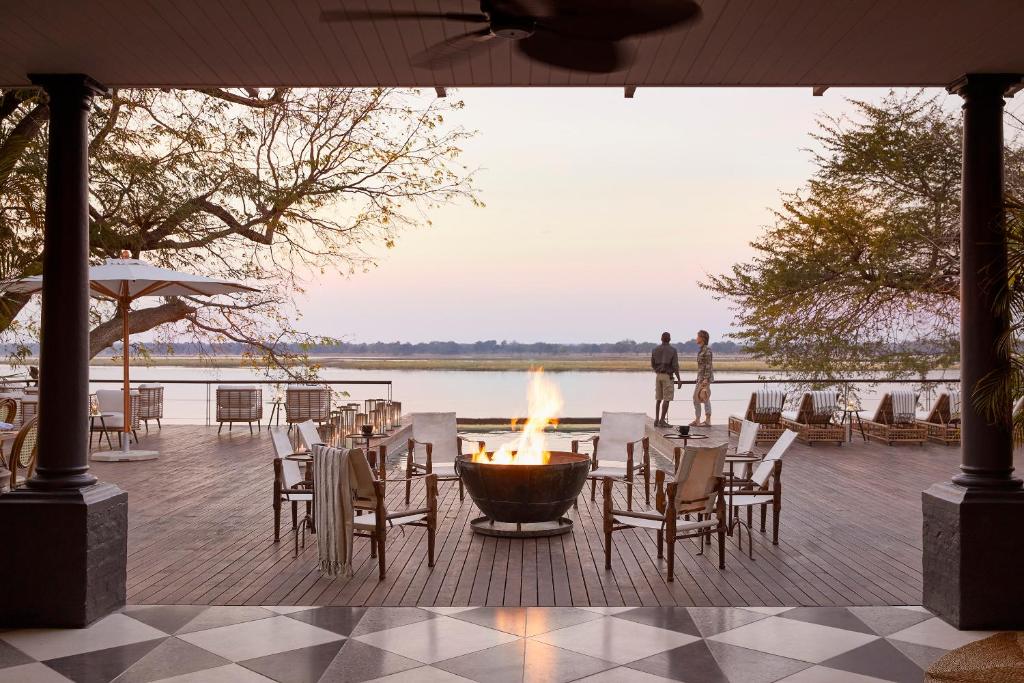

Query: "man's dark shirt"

xmin=651 ymin=343 xmax=679 ymax=375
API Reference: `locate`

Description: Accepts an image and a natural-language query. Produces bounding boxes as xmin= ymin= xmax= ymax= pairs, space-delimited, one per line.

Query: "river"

xmin=85 ymin=365 xmax=961 ymax=426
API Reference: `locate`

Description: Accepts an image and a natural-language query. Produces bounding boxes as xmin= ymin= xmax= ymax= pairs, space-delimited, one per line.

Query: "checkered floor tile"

xmin=0 ymin=606 xmax=999 ymax=682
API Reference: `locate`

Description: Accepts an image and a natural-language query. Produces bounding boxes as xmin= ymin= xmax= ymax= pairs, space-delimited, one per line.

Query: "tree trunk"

xmin=88 ymin=299 xmax=195 ymax=359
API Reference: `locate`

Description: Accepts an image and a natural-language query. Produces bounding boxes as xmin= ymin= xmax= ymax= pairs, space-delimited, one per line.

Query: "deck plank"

xmin=86 ymin=424 xmax=1014 ymax=607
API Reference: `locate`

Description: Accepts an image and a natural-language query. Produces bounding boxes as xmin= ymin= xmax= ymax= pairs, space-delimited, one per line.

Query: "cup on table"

xmin=678 ymin=425 xmax=690 ymax=436
xmin=361 ymin=424 xmax=374 ymax=437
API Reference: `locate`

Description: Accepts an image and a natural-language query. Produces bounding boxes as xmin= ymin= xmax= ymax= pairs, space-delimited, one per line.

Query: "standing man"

xmin=651 ymin=332 xmax=681 ymax=427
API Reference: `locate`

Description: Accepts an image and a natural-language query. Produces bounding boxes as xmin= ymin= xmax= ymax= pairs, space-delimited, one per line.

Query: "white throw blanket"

xmin=810 ymin=391 xmax=838 ymax=416
xmin=891 ymin=390 xmax=917 ymax=424
xmin=314 ymin=444 xmax=355 ymax=578
xmin=754 ymin=389 xmax=785 ymax=415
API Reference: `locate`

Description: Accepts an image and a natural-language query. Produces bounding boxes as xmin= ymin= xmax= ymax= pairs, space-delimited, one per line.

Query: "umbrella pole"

xmin=122 ymin=296 xmax=130 ymax=453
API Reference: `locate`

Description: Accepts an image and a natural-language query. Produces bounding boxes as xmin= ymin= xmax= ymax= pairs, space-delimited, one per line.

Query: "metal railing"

xmin=76 ymin=374 xmax=961 ymax=426
xmin=88 ymin=378 xmax=392 ymax=426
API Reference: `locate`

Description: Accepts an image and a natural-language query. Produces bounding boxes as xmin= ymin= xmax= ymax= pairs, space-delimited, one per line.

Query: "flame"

xmin=471 ymin=369 xmax=562 ymax=465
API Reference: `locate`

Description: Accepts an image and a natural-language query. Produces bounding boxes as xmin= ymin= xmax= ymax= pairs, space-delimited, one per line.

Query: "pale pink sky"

xmin=298 ymin=86 xmax=917 ymax=344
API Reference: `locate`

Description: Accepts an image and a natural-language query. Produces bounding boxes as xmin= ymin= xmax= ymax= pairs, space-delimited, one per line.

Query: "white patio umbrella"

xmin=3 ymin=251 xmax=258 ymax=459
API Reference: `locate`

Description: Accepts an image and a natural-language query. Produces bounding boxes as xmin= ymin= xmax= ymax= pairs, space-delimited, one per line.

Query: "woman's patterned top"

xmin=696 ymin=345 xmax=714 ymax=383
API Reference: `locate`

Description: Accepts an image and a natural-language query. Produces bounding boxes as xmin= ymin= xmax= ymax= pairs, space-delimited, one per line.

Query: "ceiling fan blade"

xmin=320 ymin=9 xmax=489 ymax=23
xmin=516 ymin=31 xmax=626 ymax=73
xmin=537 ymin=0 xmax=702 ymax=41
xmin=412 ymin=28 xmax=497 ymax=70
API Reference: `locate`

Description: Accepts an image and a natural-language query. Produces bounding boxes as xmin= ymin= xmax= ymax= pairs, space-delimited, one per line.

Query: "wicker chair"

xmin=285 ymin=385 xmax=331 ymax=427
xmin=864 ymin=390 xmax=926 ymax=446
xmin=6 ymin=416 xmax=39 ymax=491
xmin=94 ymin=389 xmax=141 ymax=446
xmin=728 ymin=389 xmax=787 ymax=445
xmin=781 ymin=391 xmax=845 ymax=445
xmin=137 ymin=384 xmax=164 ymax=432
xmin=917 ymin=390 xmax=961 ymax=445
xmin=216 ymin=385 xmax=263 ymax=433
xmin=0 ymin=397 xmax=17 ymax=469
xmin=18 ymin=397 xmax=38 ymax=428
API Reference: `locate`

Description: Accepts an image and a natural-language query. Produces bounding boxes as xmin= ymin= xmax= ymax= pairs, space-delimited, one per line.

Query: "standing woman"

xmin=691 ymin=330 xmax=714 ymax=426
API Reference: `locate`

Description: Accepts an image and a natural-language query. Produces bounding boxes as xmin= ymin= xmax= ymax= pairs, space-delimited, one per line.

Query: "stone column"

xmin=922 ymin=73 xmax=1024 ymax=630
xmin=0 ymin=74 xmax=127 ymax=628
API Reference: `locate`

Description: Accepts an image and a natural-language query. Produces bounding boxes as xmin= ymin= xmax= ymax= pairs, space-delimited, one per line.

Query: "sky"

xmin=296 ymin=86 xmax=919 ymax=345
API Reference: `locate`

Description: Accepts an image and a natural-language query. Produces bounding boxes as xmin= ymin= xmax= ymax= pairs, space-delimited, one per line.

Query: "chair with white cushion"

xmin=94 ymin=389 xmax=140 ymax=446
xmin=728 ymin=429 xmax=798 ymax=551
xmin=271 ymin=428 xmax=313 ymax=542
xmin=216 ymin=385 xmax=263 ymax=434
xmin=572 ymin=412 xmax=649 ymax=507
xmin=405 ymin=412 xmax=483 ymax=504
xmin=603 ymin=443 xmax=728 ymax=579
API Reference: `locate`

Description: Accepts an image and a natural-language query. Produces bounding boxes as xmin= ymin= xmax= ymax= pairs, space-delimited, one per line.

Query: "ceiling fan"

xmin=320 ymin=0 xmax=702 ymax=73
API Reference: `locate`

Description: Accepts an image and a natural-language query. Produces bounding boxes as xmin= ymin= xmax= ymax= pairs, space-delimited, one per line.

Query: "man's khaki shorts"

xmin=655 ymin=373 xmax=675 ymax=401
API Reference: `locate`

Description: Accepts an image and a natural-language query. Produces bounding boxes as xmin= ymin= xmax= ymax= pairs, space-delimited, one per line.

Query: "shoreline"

xmin=81 ymin=355 xmax=777 ymax=373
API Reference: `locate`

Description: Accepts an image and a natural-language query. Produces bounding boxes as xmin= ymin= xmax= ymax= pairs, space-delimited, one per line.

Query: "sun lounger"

xmin=728 ymin=389 xmax=786 ymax=445
xmin=916 ymin=389 xmax=960 ymax=445
xmin=864 ymin=390 xmax=926 ymax=445
xmin=781 ymin=391 xmax=845 ymax=445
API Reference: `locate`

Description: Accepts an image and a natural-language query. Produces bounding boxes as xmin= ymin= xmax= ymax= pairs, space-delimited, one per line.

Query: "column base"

xmin=0 ymin=482 xmax=127 ymax=627
xmin=922 ymin=482 xmax=1024 ymax=630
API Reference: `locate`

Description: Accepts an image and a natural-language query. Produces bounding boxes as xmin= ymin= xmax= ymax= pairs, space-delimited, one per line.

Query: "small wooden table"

xmin=838 ymin=408 xmax=867 ymax=442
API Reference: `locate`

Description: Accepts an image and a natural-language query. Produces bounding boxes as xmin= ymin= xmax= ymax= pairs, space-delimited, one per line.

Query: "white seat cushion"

xmin=421 ymin=462 xmax=458 ymax=477
xmin=613 ymin=514 xmax=718 ymax=532
xmin=281 ymin=491 xmax=313 ymax=502
xmin=96 ymin=411 xmax=126 ymax=428
xmin=587 ymin=466 xmax=628 ymax=479
xmin=354 ymin=511 xmax=427 ymax=531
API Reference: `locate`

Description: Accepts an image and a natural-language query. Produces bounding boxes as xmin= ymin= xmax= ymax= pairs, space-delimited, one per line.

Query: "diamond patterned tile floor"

xmin=0 ymin=606 xmax=1002 ymax=682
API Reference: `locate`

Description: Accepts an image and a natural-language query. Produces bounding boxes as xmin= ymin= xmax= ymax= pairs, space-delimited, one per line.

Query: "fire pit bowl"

xmin=456 ymin=450 xmax=591 ymax=537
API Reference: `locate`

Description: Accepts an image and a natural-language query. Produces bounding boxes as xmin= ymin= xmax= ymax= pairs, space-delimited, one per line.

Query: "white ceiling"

xmin=2 ymin=0 xmax=1023 ymax=88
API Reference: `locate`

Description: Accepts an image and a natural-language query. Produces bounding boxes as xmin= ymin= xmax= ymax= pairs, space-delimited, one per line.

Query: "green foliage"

xmin=706 ymin=91 xmax=1024 ymax=382
xmin=0 ymin=87 xmax=478 ymax=376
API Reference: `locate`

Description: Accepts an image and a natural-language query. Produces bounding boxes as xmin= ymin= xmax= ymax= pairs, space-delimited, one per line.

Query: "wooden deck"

xmin=88 ymin=424 xmax=1015 ymax=608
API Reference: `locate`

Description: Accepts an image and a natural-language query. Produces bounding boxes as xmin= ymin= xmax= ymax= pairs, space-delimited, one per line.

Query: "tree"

xmin=705 ymin=91 xmax=1024 ymax=381
xmin=0 ymin=86 xmax=478 ymax=374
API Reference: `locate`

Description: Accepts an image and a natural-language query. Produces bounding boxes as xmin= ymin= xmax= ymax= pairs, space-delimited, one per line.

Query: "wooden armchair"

xmin=603 ymin=443 xmax=728 ymax=580
xmin=270 ymin=428 xmax=313 ymax=543
xmin=405 ymin=412 xmax=483 ymax=503
xmin=348 ymin=448 xmax=438 ymax=580
xmin=6 ymin=416 xmax=39 ymax=491
xmin=572 ymin=411 xmax=649 ymax=506
xmin=728 ymin=429 xmax=797 ymax=551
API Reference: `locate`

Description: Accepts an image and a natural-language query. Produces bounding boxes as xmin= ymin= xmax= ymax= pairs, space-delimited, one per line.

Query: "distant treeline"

xmin=76 ymin=339 xmax=747 ymax=357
